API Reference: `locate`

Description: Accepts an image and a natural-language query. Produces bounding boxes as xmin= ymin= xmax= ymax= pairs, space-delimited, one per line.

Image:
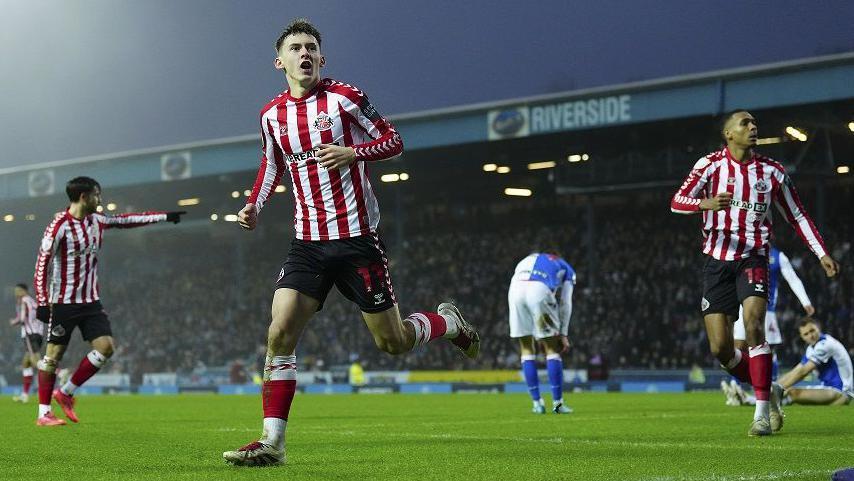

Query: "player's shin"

xmin=261 ymin=355 xmax=297 ymax=450
xmin=748 ymin=342 xmax=772 ymax=420
xmin=521 ymin=354 xmax=542 ymax=402
xmin=403 ymin=312 xmax=455 ymax=348
xmin=22 ymin=367 xmax=34 ymax=395
xmin=62 ymin=350 xmax=108 ymax=396
xmin=546 ymin=353 xmax=564 ymax=404
xmin=37 ymin=357 xmax=58 ymax=417
xmin=723 ymin=349 xmax=752 ymax=384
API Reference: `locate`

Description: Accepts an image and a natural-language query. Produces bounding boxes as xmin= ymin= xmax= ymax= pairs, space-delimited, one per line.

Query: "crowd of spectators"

xmin=2 ymin=186 xmax=851 ymax=384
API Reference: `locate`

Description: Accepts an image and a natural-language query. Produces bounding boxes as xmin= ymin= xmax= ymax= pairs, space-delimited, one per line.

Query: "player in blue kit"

xmin=774 ymin=317 xmax=853 ymax=406
xmin=508 ymin=252 xmax=576 ymax=414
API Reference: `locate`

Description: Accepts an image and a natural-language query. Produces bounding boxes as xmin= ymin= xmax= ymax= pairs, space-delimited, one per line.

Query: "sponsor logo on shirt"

xmin=730 ymin=199 xmax=768 ymax=212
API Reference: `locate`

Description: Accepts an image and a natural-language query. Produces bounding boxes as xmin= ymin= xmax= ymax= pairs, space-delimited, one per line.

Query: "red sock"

xmin=724 ymin=349 xmax=752 ymax=383
xmin=23 ymin=375 xmax=33 ymax=395
xmin=37 ymin=370 xmax=56 ymax=405
xmin=405 ymin=312 xmax=448 ymax=347
xmin=748 ymin=343 xmax=772 ymax=401
xmin=262 ymin=380 xmax=297 ymax=420
xmin=70 ymin=355 xmax=102 ymax=388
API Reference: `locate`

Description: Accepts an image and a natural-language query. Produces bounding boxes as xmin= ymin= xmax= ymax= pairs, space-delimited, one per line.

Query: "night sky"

xmin=1 ymin=0 xmax=852 ymax=169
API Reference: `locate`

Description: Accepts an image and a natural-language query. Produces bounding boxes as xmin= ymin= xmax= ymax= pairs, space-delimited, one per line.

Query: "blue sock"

xmin=521 ymin=356 xmax=540 ymax=402
xmin=546 ymin=355 xmax=563 ymax=402
xmin=771 ymin=352 xmax=779 ymax=381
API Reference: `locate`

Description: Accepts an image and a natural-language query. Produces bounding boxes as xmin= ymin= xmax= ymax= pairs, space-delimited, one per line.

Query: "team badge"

xmin=313 ymin=112 xmax=334 ymax=131
xmin=51 ymin=325 xmax=66 ymax=338
xmin=753 ymin=179 xmax=771 ymax=193
xmin=701 ymin=297 xmax=710 ymax=311
xmin=726 ymin=177 xmax=736 ymax=185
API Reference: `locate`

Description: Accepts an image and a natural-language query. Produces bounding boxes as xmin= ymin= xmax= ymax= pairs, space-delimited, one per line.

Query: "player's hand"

xmin=316 ymin=144 xmax=356 ymax=170
xmin=165 ymin=211 xmax=187 ymax=224
xmin=560 ymin=335 xmax=571 ymax=354
xmin=9 ymin=317 xmax=19 ymax=326
xmin=700 ymin=192 xmax=732 ymax=211
xmin=35 ymin=306 xmax=50 ymax=323
xmin=820 ymin=255 xmax=840 ymax=278
xmin=237 ymin=203 xmax=257 ymax=231
xmin=803 ymin=304 xmax=816 ymax=316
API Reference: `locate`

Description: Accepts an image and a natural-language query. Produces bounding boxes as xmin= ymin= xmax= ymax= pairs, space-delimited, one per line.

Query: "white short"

xmin=733 ymin=309 xmax=781 ymax=345
xmin=508 ymin=280 xmax=561 ymax=339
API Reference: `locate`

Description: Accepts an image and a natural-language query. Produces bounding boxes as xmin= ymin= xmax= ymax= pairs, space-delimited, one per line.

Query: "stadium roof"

xmin=1 ymin=52 xmax=852 ymax=201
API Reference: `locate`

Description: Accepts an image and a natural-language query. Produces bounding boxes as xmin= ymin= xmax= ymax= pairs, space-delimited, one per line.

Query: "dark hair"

xmin=275 ymin=18 xmax=321 ymax=52
xmin=717 ymin=109 xmax=750 ymax=141
xmin=799 ymin=317 xmax=819 ymax=328
xmin=15 ymin=283 xmax=28 ymax=291
xmin=66 ymin=176 xmax=100 ymax=202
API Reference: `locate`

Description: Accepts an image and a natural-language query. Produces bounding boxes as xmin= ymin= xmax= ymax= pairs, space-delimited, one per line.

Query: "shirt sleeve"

xmin=334 ymin=83 xmax=403 ymax=162
xmin=558 ymin=280 xmax=574 ymax=336
xmin=807 ymin=342 xmax=832 ymax=365
xmin=33 ymin=216 xmax=64 ymax=306
xmin=773 ymin=173 xmax=827 ymax=259
xmin=671 ymin=157 xmax=712 ymax=214
xmin=778 ymin=251 xmax=812 ymax=308
xmin=248 ymin=116 xmax=285 ymax=213
xmin=98 ymin=212 xmax=167 ymax=229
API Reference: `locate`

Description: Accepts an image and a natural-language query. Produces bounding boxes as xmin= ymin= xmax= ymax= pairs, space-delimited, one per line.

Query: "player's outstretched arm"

xmin=100 ymin=211 xmax=185 ymax=229
xmin=778 ymin=251 xmax=814 ymax=313
xmin=237 ymin=203 xmax=257 ymax=231
xmin=777 ymin=361 xmax=816 ymax=390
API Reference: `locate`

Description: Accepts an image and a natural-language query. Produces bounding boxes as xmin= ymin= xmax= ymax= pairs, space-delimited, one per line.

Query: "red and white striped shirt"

xmin=15 ymin=294 xmax=43 ymax=338
xmin=34 ymin=209 xmax=168 ymax=305
xmin=248 ymin=78 xmax=403 ymax=241
xmin=671 ymin=147 xmax=827 ymax=261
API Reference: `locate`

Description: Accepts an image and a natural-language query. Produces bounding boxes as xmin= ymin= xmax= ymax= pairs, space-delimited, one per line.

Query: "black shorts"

xmin=46 ymin=301 xmax=112 ymax=345
xmin=701 ymin=255 xmax=769 ymax=317
xmin=276 ymin=233 xmax=397 ymax=313
xmin=23 ymin=334 xmax=43 ymax=352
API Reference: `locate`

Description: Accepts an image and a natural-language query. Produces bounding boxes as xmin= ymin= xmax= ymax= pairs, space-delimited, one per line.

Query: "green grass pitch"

xmin=1 ymin=392 xmax=851 ymax=480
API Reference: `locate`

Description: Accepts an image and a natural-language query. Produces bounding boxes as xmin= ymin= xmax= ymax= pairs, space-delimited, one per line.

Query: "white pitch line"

xmin=638 ymin=469 xmax=833 ymax=481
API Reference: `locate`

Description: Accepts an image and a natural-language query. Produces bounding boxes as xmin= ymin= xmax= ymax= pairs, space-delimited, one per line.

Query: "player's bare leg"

xmin=517 ymin=337 xmax=545 ymax=413
xmin=742 ymin=296 xmax=776 ymax=435
xmin=785 ymin=388 xmax=850 ymax=406
xmin=541 ymin=335 xmax=572 ymax=414
xmin=14 ymin=350 xmax=39 ymax=403
xmin=53 ymin=335 xmax=113 ymax=423
xmin=35 ymin=343 xmax=67 ymax=426
xmin=224 ymin=288 xmax=317 ymax=467
xmin=363 ymin=302 xmax=479 ymax=359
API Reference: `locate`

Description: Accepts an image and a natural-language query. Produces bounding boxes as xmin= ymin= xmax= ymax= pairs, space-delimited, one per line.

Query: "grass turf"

xmin=0 ymin=392 xmax=851 ymax=480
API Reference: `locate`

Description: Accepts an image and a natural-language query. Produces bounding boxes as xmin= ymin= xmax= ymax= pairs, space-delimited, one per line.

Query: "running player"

xmin=33 ymin=176 xmax=184 ymax=426
xmin=8 ymin=283 xmax=43 ymax=403
xmin=722 ymin=246 xmax=814 ymax=405
xmin=670 ymin=110 xmax=840 ymax=436
xmin=774 ymin=317 xmax=852 ymax=406
xmin=508 ymin=252 xmax=575 ymax=414
xmin=222 ymin=19 xmax=480 ymax=466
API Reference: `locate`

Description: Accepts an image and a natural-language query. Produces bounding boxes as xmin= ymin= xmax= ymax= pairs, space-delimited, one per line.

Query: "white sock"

xmin=441 ymin=313 xmax=459 ymax=339
xmin=261 ymin=417 xmax=287 ymax=451
xmin=22 ymin=367 xmax=34 ymax=377
xmin=38 ymin=404 xmax=51 ymax=417
xmin=754 ymin=400 xmax=770 ymax=420
xmin=61 ymin=381 xmax=79 ymax=396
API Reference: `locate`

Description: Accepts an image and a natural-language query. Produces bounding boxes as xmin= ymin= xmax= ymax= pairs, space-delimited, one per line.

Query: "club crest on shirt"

xmin=753 ymin=179 xmax=771 ymax=193
xmin=313 ymin=112 xmax=334 ymax=131
xmin=726 ymin=177 xmax=736 ymax=185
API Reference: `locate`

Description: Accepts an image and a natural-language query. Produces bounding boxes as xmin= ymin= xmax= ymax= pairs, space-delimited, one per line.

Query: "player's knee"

xmin=708 ymin=343 xmax=730 ymax=363
xmin=37 ymin=356 xmax=58 ymax=373
xmin=98 ymin=344 xmax=114 ymax=358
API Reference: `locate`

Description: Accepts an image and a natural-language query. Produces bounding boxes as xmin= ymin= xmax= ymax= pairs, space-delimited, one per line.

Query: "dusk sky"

xmin=1 ymin=0 xmax=852 ymax=169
